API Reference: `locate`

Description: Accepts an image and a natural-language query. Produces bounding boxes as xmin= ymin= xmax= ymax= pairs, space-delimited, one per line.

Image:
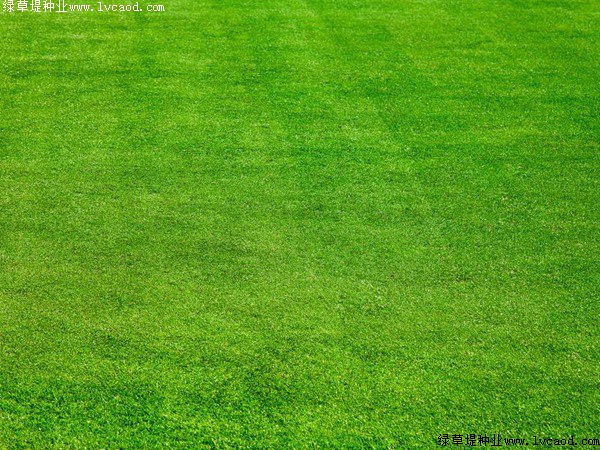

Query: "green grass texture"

xmin=1 ymin=0 xmax=598 ymax=447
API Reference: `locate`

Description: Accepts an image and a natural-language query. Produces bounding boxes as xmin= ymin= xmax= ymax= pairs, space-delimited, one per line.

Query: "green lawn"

xmin=1 ymin=0 xmax=598 ymax=447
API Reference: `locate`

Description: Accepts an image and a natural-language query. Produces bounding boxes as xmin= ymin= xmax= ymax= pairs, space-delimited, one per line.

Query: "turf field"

xmin=0 ymin=0 xmax=598 ymax=447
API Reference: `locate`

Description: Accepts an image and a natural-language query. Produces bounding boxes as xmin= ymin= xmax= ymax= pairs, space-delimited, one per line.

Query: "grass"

xmin=0 ymin=0 xmax=599 ymax=447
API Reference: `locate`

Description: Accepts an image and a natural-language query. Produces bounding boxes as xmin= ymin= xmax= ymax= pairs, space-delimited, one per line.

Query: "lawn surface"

xmin=1 ymin=0 xmax=599 ymax=447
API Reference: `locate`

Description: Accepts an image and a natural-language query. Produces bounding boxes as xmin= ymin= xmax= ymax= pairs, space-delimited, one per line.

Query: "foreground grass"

xmin=1 ymin=0 xmax=598 ymax=447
